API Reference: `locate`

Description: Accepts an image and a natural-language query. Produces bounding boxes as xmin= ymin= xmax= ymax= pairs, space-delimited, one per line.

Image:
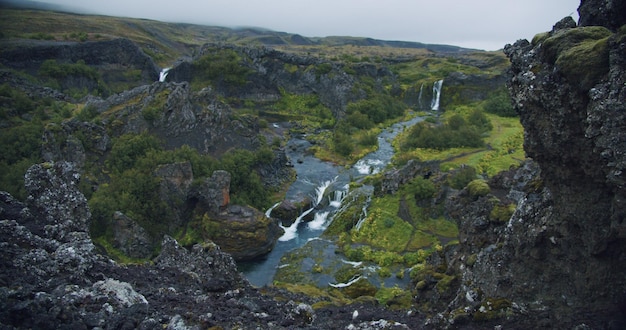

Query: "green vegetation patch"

xmin=191 ymin=48 xmax=253 ymax=90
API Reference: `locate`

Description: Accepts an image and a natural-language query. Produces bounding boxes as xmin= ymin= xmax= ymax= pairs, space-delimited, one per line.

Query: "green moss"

xmin=467 ymin=179 xmax=490 ymax=198
xmin=541 ymin=26 xmax=611 ymax=91
xmin=489 ymin=203 xmax=516 ymax=222
xmin=340 ymin=278 xmax=377 ymax=299
xmin=531 ymin=32 xmax=550 ymax=46
xmin=473 ymin=298 xmax=512 ymax=322
xmin=435 ymin=274 xmax=457 ymax=293
xmin=375 ymin=286 xmax=412 ymax=309
xmin=466 ymin=253 xmax=478 ymax=267
xmin=542 ymin=26 xmax=611 ymax=62
xmin=93 ymin=237 xmax=150 ymax=264
xmin=556 ymin=36 xmax=609 ymax=90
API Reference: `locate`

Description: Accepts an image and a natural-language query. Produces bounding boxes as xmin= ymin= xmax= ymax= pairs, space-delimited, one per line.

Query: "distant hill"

xmin=0 ymin=1 xmax=477 ymax=66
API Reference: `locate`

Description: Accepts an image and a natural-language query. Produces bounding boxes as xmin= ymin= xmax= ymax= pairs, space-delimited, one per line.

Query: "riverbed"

xmin=238 ymin=114 xmax=423 ymax=287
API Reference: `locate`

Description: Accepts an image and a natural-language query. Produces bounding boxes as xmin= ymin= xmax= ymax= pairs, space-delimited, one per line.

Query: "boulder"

xmin=24 ymin=161 xmax=90 ymax=242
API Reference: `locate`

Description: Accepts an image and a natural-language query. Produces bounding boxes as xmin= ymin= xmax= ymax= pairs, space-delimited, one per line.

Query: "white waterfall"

xmin=355 ymin=194 xmax=372 ymax=231
xmin=418 ymin=83 xmax=424 ymax=109
xmin=279 ymin=178 xmax=338 ymax=241
xmin=307 ymin=211 xmax=329 ymax=230
xmin=265 ymin=202 xmax=281 ymax=218
xmin=159 ymin=68 xmax=170 ymax=82
xmin=329 ymin=275 xmax=362 ymax=288
xmin=329 ymin=186 xmax=348 ymax=208
xmin=430 ymin=79 xmax=443 ymax=111
xmin=279 ymin=207 xmax=314 ymax=241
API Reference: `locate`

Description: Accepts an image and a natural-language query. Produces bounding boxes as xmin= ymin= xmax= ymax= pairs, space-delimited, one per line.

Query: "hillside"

xmin=0 ymin=4 xmax=478 ymax=67
xmin=4 ymin=1 xmax=624 ymax=328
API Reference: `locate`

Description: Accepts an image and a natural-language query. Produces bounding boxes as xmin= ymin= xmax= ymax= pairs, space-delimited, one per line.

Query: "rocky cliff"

xmin=0 ymin=38 xmax=160 ymax=97
xmin=425 ymin=1 xmax=626 ymax=327
xmin=167 ymin=43 xmax=393 ymax=118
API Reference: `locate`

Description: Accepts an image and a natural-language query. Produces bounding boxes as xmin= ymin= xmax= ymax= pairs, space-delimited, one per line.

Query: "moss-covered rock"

xmin=541 ymin=26 xmax=611 ymax=91
xmin=339 ymin=277 xmax=377 ymax=299
xmin=467 ymin=179 xmax=490 ymax=198
xmin=472 ymin=298 xmax=512 ymax=322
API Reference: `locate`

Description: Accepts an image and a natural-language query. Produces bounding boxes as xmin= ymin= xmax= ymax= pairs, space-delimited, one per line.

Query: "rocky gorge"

xmin=1 ymin=0 xmax=626 ymax=328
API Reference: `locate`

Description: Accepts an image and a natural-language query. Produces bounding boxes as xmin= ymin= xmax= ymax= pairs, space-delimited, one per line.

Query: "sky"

xmin=40 ymin=0 xmax=581 ymax=51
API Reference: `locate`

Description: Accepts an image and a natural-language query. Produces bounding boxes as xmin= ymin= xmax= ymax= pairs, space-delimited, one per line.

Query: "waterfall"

xmin=307 ymin=211 xmax=330 ymax=230
xmin=279 ymin=178 xmax=337 ymax=241
xmin=430 ymin=79 xmax=443 ymax=111
xmin=314 ymin=178 xmax=335 ymax=205
xmin=355 ymin=194 xmax=372 ymax=231
xmin=329 ymin=275 xmax=362 ymax=288
xmin=159 ymin=68 xmax=170 ymax=82
xmin=279 ymin=207 xmax=315 ymax=241
xmin=418 ymin=83 xmax=424 ymax=109
xmin=329 ymin=185 xmax=348 ymax=208
xmin=265 ymin=202 xmax=281 ymax=218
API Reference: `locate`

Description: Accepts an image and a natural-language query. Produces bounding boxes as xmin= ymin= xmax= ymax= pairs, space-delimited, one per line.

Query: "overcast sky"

xmin=40 ymin=0 xmax=580 ymax=51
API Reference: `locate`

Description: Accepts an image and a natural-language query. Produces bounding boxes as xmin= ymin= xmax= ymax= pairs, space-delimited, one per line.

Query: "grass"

xmin=394 ymin=106 xmax=524 ymax=176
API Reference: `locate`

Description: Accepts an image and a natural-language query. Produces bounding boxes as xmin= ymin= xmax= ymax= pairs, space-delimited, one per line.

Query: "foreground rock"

xmin=0 ymin=161 xmax=420 ymax=329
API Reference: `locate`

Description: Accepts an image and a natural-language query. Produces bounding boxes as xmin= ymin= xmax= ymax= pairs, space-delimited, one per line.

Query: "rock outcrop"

xmin=432 ymin=1 xmax=626 ymax=327
xmin=189 ymin=170 xmax=283 ymax=260
xmin=167 ymin=43 xmax=392 ymax=118
xmin=0 ymin=38 xmax=159 ymax=94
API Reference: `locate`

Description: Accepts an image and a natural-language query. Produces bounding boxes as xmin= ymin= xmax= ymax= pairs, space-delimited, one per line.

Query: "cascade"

xmin=418 ymin=83 xmax=424 ymax=109
xmin=329 ymin=275 xmax=362 ymax=288
xmin=159 ymin=68 xmax=170 ymax=82
xmin=279 ymin=178 xmax=337 ymax=241
xmin=354 ymin=194 xmax=372 ymax=231
xmin=329 ymin=185 xmax=348 ymax=208
xmin=265 ymin=202 xmax=281 ymax=218
xmin=307 ymin=211 xmax=330 ymax=230
xmin=430 ymin=79 xmax=443 ymax=111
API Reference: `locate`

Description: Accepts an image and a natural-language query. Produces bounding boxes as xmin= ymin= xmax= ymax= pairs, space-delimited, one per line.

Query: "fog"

xmin=40 ymin=0 xmax=580 ymax=50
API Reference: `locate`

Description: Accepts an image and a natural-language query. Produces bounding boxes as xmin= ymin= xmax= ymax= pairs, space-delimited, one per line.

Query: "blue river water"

xmin=238 ymin=115 xmax=423 ymax=287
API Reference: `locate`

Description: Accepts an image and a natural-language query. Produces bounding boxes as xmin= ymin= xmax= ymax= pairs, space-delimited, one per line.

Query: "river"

xmin=238 ymin=114 xmax=423 ymax=287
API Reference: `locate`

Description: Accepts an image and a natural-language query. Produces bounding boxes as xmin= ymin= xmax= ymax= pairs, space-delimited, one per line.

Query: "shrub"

xmin=403 ymin=177 xmax=436 ymax=201
xmin=467 ymin=109 xmax=493 ymax=132
xmin=402 ymin=121 xmax=485 ymax=151
xmin=483 ymin=89 xmax=516 ymax=117
xmin=447 ymin=165 xmax=477 ymax=189
xmin=106 ymin=132 xmax=163 ymax=174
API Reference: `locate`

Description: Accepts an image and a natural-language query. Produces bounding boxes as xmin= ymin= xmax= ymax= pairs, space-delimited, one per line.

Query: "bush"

xmin=402 ymin=121 xmax=485 ymax=151
xmin=403 ymin=177 xmax=436 ymax=201
xmin=447 ymin=165 xmax=477 ymax=189
xmin=333 ymin=132 xmax=353 ymax=156
xmin=483 ymin=89 xmax=516 ymax=117
xmin=106 ymin=132 xmax=163 ymax=174
xmin=346 ymin=94 xmax=405 ymax=126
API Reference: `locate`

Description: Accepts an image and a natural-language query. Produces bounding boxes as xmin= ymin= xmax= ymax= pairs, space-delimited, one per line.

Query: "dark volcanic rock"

xmin=435 ymin=2 xmax=626 ymax=328
xmin=578 ymin=0 xmax=626 ymax=31
xmin=24 ymin=161 xmax=91 ymax=242
xmin=111 ymin=211 xmax=153 ymax=259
